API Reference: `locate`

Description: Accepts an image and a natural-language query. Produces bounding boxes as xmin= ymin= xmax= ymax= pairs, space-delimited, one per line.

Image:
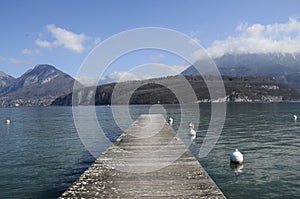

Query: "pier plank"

xmin=60 ymin=114 xmax=226 ymax=198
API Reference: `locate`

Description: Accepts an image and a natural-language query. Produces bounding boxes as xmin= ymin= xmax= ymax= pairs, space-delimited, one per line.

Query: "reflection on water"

xmin=189 ymin=134 xmax=196 ymax=141
xmin=230 ymin=163 xmax=243 ymax=175
xmin=0 ymin=103 xmax=300 ymax=198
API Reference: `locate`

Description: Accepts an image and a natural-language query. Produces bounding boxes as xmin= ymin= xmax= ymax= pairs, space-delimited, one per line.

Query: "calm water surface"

xmin=0 ymin=104 xmax=299 ymax=198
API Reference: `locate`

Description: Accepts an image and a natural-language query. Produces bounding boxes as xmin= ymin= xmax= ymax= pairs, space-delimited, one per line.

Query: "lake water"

xmin=0 ymin=104 xmax=299 ymax=198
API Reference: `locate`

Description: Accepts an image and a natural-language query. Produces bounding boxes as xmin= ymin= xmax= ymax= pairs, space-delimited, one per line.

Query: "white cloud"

xmin=236 ymin=22 xmax=248 ymax=32
xmin=9 ymin=58 xmax=22 ymax=64
xmin=0 ymin=56 xmax=32 ymax=65
xmin=75 ymin=76 xmax=99 ymax=86
xmin=35 ymin=39 xmax=52 ymax=47
xmin=96 ymin=63 xmax=188 ymax=85
xmin=149 ymin=53 xmax=165 ymax=61
xmin=107 ymin=72 xmax=133 ymax=80
xmin=188 ymin=31 xmax=201 ymax=46
xmin=76 ymin=72 xmax=151 ymax=86
xmin=35 ymin=24 xmax=91 ymax=53
xmin=22 ymin=48 xmax=40 ymax=55
xmin=94 ymin=72 xmax=140 ymax=84
xmin=131 ymin=63 xmax=188 ymax=78
xmin=170 ymin=64 xmax=188 ymax=73
xmin=108 ymin=71 xmax=147 ymax=82
xmin=9 ymin=58 xmax=32 ymax=65
xmin=194 ymin=18 xmax=300 ymax=59
xmin=188 ymin=38 xmax=200 ymax=46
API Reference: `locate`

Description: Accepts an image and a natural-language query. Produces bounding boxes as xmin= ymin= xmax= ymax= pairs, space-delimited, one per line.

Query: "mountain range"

xmin=52 ymin=75 xmax=300 ymax=106
xmin=0 ymin=64 xmax=76 ymax=107
xmin=182 ymin=53 xmax=300 ymax=90
xmin=1 ymin=52 xmax=300 ymax=107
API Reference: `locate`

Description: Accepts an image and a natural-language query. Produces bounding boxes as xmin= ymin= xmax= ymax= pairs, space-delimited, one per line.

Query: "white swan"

xmin=230 ymin=149 xmax=243 ymax=164
xmin=189 ymin=126 xmax=196 ymax=137
xmin=190 ymin=134 xmax=196 ymax=141
xmin=5 ymin=119 xmax=10 ymax=124
xmin=169 ymin=117 xmax=173 ymax=125
xmin=293 ymin=115 xmax=297 ymax=121
xmin=189 ymin=122 xmax=194 ymax=129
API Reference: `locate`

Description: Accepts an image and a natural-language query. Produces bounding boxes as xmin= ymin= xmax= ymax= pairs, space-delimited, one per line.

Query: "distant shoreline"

xmin=3 ymin=100 xmax=300 ymax=108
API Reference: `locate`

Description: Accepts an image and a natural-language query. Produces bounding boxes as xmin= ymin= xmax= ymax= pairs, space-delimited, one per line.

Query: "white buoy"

xmin=5 ymin=119 xmax=10 ymax=124
xmin=169 ymin=117 xmax=173 ymax=125
xmin=230 ymin=149 xmax=243 ymax=164
xmin=293 ymin=115 xmax=297 ymax=121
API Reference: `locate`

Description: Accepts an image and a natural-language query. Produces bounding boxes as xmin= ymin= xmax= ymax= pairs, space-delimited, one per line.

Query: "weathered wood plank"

xmin=60 ymin=114 xmax=226 ymax=198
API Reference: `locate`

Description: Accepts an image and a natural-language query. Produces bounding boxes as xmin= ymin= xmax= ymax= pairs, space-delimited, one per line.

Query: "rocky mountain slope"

xmin=181 ymin=53 xmax=300 ymax=90
xmin=52 ymin=75 xmax=300 ymax=106
xmin=0 ymin=64 xmax=76 ymax=107
xmin=0 ymin=71 xmax=16 ymax=96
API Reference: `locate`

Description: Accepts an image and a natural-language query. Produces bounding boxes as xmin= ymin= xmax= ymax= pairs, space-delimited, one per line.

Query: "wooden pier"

xmin=60 ymin=114 xmax=226 ymax=198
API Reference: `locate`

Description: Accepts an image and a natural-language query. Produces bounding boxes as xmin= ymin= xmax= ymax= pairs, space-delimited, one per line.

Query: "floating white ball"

xmin=230 ymin=149 xmax=243 ymax=164
xmin=5 ymin=119 xmax=10 ymax=124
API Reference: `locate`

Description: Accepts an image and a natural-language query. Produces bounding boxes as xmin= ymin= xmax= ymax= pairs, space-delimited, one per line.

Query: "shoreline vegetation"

xmin=52 ymin=75 xmax=300 ymax=106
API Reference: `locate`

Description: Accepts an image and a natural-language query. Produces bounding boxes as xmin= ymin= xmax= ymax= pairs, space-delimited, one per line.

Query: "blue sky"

xmin=1 ymin=0 xmax=300 ymax=82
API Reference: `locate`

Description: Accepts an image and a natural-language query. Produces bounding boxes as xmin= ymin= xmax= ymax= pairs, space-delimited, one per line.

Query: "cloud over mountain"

xmin=197 ymin=18 xmax=300 ymax=58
